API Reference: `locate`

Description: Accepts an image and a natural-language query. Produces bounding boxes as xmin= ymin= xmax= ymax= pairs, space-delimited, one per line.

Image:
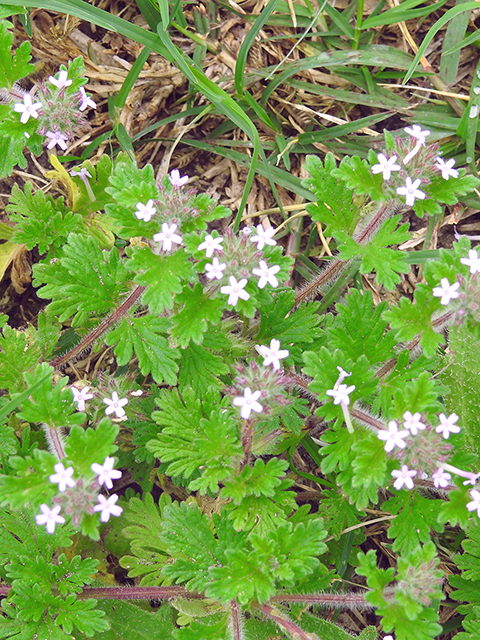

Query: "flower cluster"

xmin=36 ymin=457 xmax=123 ymax=533
xmin=71 ymin=385 xmax=129 ymax=419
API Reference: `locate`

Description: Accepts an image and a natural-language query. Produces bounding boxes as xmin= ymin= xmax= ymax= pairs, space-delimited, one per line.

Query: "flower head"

xmin=250 ymin=224 xmax=277 ymax=250
xmin=153 ymin=223 xmax=182 ymax=252
xmin=371 ymin=153 xmax=400 ymax=181
xmin=134 ymin=200 xmax=156 ymax=222
xmin=169 ymin=169 xmax=189 ymax=188
xmin=220 ymin=276 xmax=250 ymax=306
xmin=432 ymin=467 xmax=451 ymax=489
xmin=252 ymin=260 xmax=280 ymax=289
xmin=391 ymin=465 xmax=417 ymax=490
xmin=48 ymin=70 xmax=72 ymax=89
xmin=232 ymin=387 xmax=263 ymax=419
xmin=94 ymin=493 xmax=123 ymax=522
xmin=432 ymin=278 xmax=460 ymax=305
xmin=103 ymin=391 xmax=128 ymax=418
xmin=460 ymin=249 xmax=480 ymax=275
xmin=396 ymin=177 xmax=426 ymax=206
xmin=13 ymin=93 xmax=42 ymax=124
xmin=467 ymin=489 xmax=480 ymax=517
xmin=71 ymin=386 xmax=93 ymax=412
xmin=257 ymin=339 xmax=289 ymax=371
xmin=49 ymin=463 xmax=76 ymax=492
xmin=326 ymin=383 xmax=355 ymax=406
xmin=70 ymin=167 xmax=92 ymax=181
xmin=198 ymin=234 xmax=224 ymax=258
xmin=402 ymin=411 xmax=426 ymax=436
xmin=91 ymin=456 xmax=122 ymax=490
xmin=205 ymin=256 xmax=226 ymax=280
xmin=435 ymin=413 xmax=461 ymax=438
xmin=377 ymin=420 xmax=409 ymax=452
xmin=404 ymin=125 xmax=430 ymax=143
xmin=46 ymin=131 xmax=68 ymax=151
xmin=35 ymin=504 xmax=65 ymax=533
xmin=436 ymin=157 xmax=459 ymax=180
xmin=78 ymin=86 xmax=97 ymax=111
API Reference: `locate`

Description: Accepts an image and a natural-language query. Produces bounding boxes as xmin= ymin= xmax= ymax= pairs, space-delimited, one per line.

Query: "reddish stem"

xmin=254 ymin=603 xmax=317 ymax=639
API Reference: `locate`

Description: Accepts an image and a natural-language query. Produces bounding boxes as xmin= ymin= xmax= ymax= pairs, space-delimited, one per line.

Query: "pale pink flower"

xmin=49 ymin=463 xmax=75 ymax=492
xmin=257 ymin=339 xmax=289 ymax=371
xmin=396 ymin=177 xmax=426 ymax=206
xmin=436 ymin=157 xmax=458 ymax=180
xmin=78 ymin=86 xmax=97 ymax=111
xmin=377 ymin=420 xmax=409 ymax=453
xmin=35 ymin=504 xmax=65 ymax=533
xmin=91 ymin=456 xmax=122 ymax=489
xmin=252 ymin=260 xmax=280 ymax=288
xmin=233 ymin=388 xmax=263 ymax=419
xmin=220 ymin=276 xmax=250 ymax=306
xmin=13 ymin=93 xmax=42 ymax=124
xmin=46 ymin=131 xmax=68 ymax=150
xmin=371 ymin=153 xmax=400 ymax=180
xmin=48 ymin=70 xmax=72 ymax=88
xmin=153 ymin=223 xmax=183 ymax=252
xmin=103 ymin=392 xmax=128 ymax=418
xmin=432 ymin=278 xmax=460 ymax=305
xmin=94 ymin=494 xmax=123 ymax=522
xmin=250 ymin=224 xmax=277 ymax=250
xmin=391 ymin=465 xmax=417 ymax=490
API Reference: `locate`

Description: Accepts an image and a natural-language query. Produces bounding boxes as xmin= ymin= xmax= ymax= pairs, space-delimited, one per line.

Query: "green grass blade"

xmin=323 ymin=3 xmax=355 ymax=39
xmin=443 ymin=28 xmax=480 ymax=56
xmin=114 ymin=45 xmax=151 ymax=110
xmin=0 ymin=371 xmax=52 ymax=423
xmin=362 ymin=0 xmax=447 ymax=29
xmin=440 ymin=0 xmax=472 ymax=83
xmin=134 ymin=0 xmax=161 ymax=31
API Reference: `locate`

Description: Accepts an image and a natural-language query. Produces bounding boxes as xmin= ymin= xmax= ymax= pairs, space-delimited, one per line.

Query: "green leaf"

xmin=64 ymin=417 xmax=119 ymax=477
xmin=178 ymin=338 xmax=230 ymax=395
xmin=126 ymin=246 xmax=196 ymax=315
xmin=33 ymin=234 xmax=131 ymax=326
xmin=170 ymin=284 xmax=223 ymax=347
xmin=106 ymin=316 xmax=179 ymax=385
xmin=95 ymin=600 xmax=175 ymax=640
xmin=0 ymin=20 xmax=34 ymax=89
xmin=438 ymin=485 xmax=471 ymax=528
xmin=332 ymin=155 xmax=385 ymax=201
xmin=0 ymin=324 xmax=40 ymax=393
xmin=220 ymin=458 xmax=290 ymax=503
xmin=351 ymin=430 xmax=388 ymax=491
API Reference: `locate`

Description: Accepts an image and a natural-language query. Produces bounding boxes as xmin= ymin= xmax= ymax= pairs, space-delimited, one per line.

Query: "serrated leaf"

xmin=332 ymin=155 xmax=385 ymax=201
xmin=178 ymin=339 xmax=230 ymax=395
xmin=428 ymin=170 xmax=480 ymax=206
xmin=95 ymin=600 xmax=176 ymax=640
xmin=0 ymin=21 xmax=34 ymax=88
xmin=64 ymin=417 xmax=119 ymax=477
xmin=0 ymin=325 xmax=40 ymax=393
xmin=106 ymin=316 xmax=179 ymax=385
xmin=220 ymin=458 xmax=290 ymax=503
xmin=170 ymin=284 xmax=223 ymax=347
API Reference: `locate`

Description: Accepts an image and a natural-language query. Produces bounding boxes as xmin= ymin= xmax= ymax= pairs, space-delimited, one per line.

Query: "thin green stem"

xmin=352 ymin=0 xmax=364 ymax=50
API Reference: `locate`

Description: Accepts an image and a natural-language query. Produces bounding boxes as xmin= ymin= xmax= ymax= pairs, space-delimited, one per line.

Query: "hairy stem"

xmin=49 ymin=285 xmax=145 ymax=369
xmin=44 ymin=425 xmax=66 ymax=459
xmin=270 ymin=591 xmax=373 ymax=608
xmin=254 ymin=603 xmax=318 ymax=639
xmin=77 ymin=585 xmax=203 ymax=600
xmin=230 ymin=599 xmax=243 ymax=640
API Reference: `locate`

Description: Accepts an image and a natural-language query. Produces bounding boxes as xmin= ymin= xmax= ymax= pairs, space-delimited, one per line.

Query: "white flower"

xmin=467 ymin=489 xmax=480 ymax=517
xmin=91 ymin=456 xmax=122 ymax=489
xmin=464 ymin=472 xmax=480 ymax=486
xmin=169 ymin=169 xmax=189 ymax=188
xmin=48 ymin=70 xmax=72 ymax=88
xmin=242 ymin=226 xmax=252 ymax=235
xmin=402 ymin=411 xmax=425 ymax=436
xmin=233 ymin=387 xmax=263 ymax=419
xmin=205 ymin=256 xmax=226 ymax=280
xmin=432 ymin=468 xmax=451 ymax=489
xmin=35 ymin=504 xmax=65 ymax=534
xmin=94 ymin=494 xmax=123 ymax=522
xmin=46 ymin=131 xmax=68 ymax=150
xmin=252 ymin=260 xmax=280 ymax=288
xmin=391 ymin=465 xmax=417 ymax=490
xmin=153 ymin=223 xmax=182 ymax=252
xmin=49 ymin=463 xmax=76 ymax=492
xmin=71 ymin=386 xmax=94 ymax=412
xmin=404 ymin=124 xmax=430 ymax=142
xmin=134 ymin=200 xmax=156 ymax=222
xmin=384 ymin=636 xmax=394 ymax=640
xmin=257 ymin=339 xmax=289 ymax=371
xmin=326 ymin=383 xmax=355 ymax=406
xmin=13 ymin=93 xmax=42 ymax=124
xmin=396 ymin=177 xmax=426 ymax=206
xmin=436 ymin=157 xmax=458 ymax=180
xmin=435 ymin=412 xmax=461 ymax=438
xmin=377 ymin=420 xmax=409 ymax=453
xmin=220 ymin=276 xmax=250 ymax=306
xmin=70 ymin=167 xmax=92 ymax=181
xmin=432 ymin=278 xmax=460 ymax=305
xmin=371 ymin=153 xmax=400 ymax=181
xmin=198 ymin=234 xmax=224 ymax=258
xmin=103 ymin=391 xmax=128 ymax=418
xmin=250 ymin=224 xmax=277 ymax=250
xmin=78 ymin=86 xmax=96 ymax=111
xmin=460 ymin=249 xmax=480 ymax=275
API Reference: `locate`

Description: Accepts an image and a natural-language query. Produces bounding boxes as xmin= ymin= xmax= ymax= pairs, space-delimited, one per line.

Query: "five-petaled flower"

xmin=49 ymin=463 xmax=76 ymax=492
xmin=467 ymin=489 xmax=480 ymax=518
xmin=13 ymin=93 xmax=42 ymax=124
xmin=71 ymin=386 xmax=93 ymax=412
xmin=432 ymin=467 xmax=451 ymax=489
xmin=103 ymin=391 xmax=128 ymax=418
xmin=169 ymin=169 xmax=189 ymax=188
xmin=461 ymin=249 xmax=480 ymax=275
xmin=257 ymin=339 xmax=289 ymax=371
xmin=46 ymin=131 xmax=68 ymax=151
xmin=377 ymin=420 xmax=409 ymax=452
xmin=436 ymin=157 xmax=459 ymax=180
xmin=134 ymin=200 xmax=156 ymax=222
xmin=94 ymin=494 xmax=123 ymax=522
xmin=391 ymin=465 xmax=417 ymax=490
xmin=432 ymin=278 xmax=460 ymax=305
xmin=233 ymin=387 xmax=263 ymax=419
xmin=435 ymin=412 xmax=461 ymax=438
xmin=70 ymin=167 xmax=92 ymax=182
xmin=78 ymin=86 xmax=97 ymax=111
xmin=220 ymin=276 xmax=250 ymax=306
xmin=371 ymin=153 xmax=400 ymax=181
xmin=153 ymin=223 xmax=182 ymax=252
xmin=250 ymin=224 xmax=277 ymax=250
xmin=252 ymin=260 xmax=280 ymax=289
xmin=205 ymin=256 xmax=226 ymax=280
xmin=48 ymin=70 xmax=72 ymax=88
xmin=396 ymin=177 xmax=426 ymax=206
xmin=91 ymin=456 xmax=122 ymax=489
xmin=404 ymin=125 xmax=430 ymax=143
xmin=198 ymin=234 xmax=224 ymax=257
xmin=35 ymin=504 xmax=65 ymax=533
xmin=326 ymin=383 xmax=355 ymax=406
xmin=403 ymin=411 xmax=426 ymax=436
